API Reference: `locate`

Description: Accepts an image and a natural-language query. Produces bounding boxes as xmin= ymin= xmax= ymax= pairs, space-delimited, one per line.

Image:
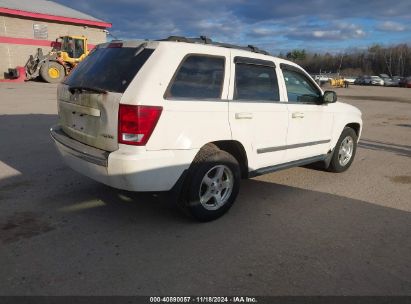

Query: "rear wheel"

xmin=328 ymin=127 xmax=358 ymax=173
xmin=179 ymin=145 xmax=241 ymax=221
xmin=40 ymin=61 xmax=65 ymax=83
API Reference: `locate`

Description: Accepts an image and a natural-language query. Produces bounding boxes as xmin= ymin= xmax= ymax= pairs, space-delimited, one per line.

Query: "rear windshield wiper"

xmin=68 ymin=86 xmax=107 ymax=94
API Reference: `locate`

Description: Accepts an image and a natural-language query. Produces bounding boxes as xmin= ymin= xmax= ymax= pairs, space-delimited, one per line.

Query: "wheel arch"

xmin=211 ymin=140 xmax=249 ymax=178
xmin=189 ymin=141 xmax=249 ymax=179
xmin=330 ymin=115 xmax=362 ymax=150
xmin=345 ymin=122 xmax=361 ymax=137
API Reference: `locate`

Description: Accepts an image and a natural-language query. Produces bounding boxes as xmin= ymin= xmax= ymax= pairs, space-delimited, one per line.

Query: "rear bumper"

xmin=51 ymin=126 xmax=109 ymax=166
xmin=50 ymin=125 xmax=197 ymax=191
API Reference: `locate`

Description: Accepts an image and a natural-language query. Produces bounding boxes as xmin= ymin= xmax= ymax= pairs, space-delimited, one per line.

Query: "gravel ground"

xmin=0 ymin=82 xmax=410 ymax=296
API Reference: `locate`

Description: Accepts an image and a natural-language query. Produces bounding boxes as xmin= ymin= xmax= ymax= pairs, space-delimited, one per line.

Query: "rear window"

xmin=166 ymin=55 xmax=225 ymax=99
xmin=64 ymin=46 xmax=154 ymax=93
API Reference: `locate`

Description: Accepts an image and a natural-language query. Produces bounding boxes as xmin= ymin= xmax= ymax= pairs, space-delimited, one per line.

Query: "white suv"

xmin=51 ymin=36 xmax=362 ymax=221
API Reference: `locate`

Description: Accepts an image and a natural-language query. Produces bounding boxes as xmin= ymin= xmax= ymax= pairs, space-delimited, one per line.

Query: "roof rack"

xmin=159 ymin=36 xmax=269 ymax=55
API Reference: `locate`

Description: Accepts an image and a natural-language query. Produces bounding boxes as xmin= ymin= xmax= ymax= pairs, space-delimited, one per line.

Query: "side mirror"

xmin=323 ymin=90 xmax=337 ymax=103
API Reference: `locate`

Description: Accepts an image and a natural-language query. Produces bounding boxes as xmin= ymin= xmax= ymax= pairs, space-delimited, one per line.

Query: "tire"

xmin=40 ymin=61 xmax=65 ymax=83
xmin=179 ymin=145 xmax=241 ymax=222
xmin=328 ymin=127 xmax=358 ymax=173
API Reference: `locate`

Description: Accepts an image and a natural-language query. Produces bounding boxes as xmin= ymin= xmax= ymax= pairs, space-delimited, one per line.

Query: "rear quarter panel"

xmin=121 ymin=42 xmax=232 ymax=151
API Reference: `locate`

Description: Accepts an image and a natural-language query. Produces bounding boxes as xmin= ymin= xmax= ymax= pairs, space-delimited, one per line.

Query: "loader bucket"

xmin=25 ymin=55 xmax=39 ymax=78
xmin=24 ymin=48 xmax=46 ymax=80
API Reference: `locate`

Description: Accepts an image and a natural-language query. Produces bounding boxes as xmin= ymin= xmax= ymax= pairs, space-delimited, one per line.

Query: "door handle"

xmin=292 ymin=112 xmax=305 ymax=119
xmin=235 ymin=112 xmax=253 ymax=119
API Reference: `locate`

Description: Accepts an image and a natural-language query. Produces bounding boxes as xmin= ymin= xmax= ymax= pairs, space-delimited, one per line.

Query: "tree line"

xmin=279 ymin=44 xmax=411 ymax=77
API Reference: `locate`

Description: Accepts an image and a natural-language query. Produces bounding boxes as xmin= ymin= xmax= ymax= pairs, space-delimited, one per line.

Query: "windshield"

xmin=63 ymin=46 xmax=154 ymax=93
xmin=61 ymin=37 xmax=83 ymax=58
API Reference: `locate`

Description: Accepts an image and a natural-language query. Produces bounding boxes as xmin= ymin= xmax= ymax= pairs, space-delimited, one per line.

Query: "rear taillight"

xmin=118 ymin=105 xmax=162 ymax=146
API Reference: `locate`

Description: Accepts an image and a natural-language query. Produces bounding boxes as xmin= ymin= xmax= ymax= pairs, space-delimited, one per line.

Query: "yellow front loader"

xmin=23 ymin=35 xmax=90 ymax=83
xmin=329 ymin=77 xmax=345 ymax=88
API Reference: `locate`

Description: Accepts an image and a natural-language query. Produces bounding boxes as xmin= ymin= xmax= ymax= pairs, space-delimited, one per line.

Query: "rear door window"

xmin=166 ymin=55 xmax=225 ymax=99
xmin=64 ymin=46 xmax=154 ymax=93
xmin=234 ymin=63 xmax=279 ymax=101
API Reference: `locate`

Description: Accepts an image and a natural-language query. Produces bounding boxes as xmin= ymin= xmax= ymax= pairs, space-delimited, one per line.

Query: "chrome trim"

xmin=257 ymin=139 xmax=331 ymax=154
xmin=59 ymin=100 xmax=101 ymax=117
xmin=50 ymin=125 xmax=109 ymax=167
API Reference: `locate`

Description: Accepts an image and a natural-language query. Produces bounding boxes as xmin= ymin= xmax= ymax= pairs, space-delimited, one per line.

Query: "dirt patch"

xmin=0 ymin=212 xmax=54 ymax=244
xmin=370 ymin=114 xmax=410 ymax=121
xmin=388 ymin=116 xmax=410 ymax=121
xmin=341 ymin=95 xmax=411 ymax=104
xmin=388 ymin=176 xmax=411 ymax=184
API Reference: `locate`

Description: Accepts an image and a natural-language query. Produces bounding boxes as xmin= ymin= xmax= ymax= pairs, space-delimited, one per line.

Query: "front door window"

xmin=282 ymin=68 xmax=321 ymax=103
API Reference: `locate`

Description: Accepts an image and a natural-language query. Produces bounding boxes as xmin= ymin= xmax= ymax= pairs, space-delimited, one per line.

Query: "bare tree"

xmin=282 ymin=43 xmax=411 ymax=77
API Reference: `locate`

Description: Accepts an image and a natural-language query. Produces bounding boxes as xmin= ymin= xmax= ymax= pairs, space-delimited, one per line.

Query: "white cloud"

xmin=54 ymin=0 xmax=410 ymax=53
xmin=286 ymin=23 xmax=366 ymax=41
xmin=376 ymin=21 xmax=406 ymax=32
xmin=250 ymin=28 xmax=281 ymax=37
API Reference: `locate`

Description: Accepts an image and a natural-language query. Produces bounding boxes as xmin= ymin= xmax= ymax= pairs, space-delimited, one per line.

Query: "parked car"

xmin=50 ymin=36 xmax=362 ymax=221
xmin=393 ymin=76 xmax=402 ymax=86
xmin=370 ymin=76 xmax=384 ymax=86
xmin=358 ymin=75 xmax=371 ymax=85
xmin=361 ymin=75 xmax=372 ymax=85
xmin=383 ymin=77 xmax=400 ymax=87
xmin=343 ymin=76 xmax=356 ymax=84
xmin=313 ymin=74 xmax=330 ymax=86
xmin=399 ymin=76 xmax=411 ymax=88
xmin=313 ymin=75 xmax=330 ymax=82
xmin=354 ymin=77 xmax=362 ymax=85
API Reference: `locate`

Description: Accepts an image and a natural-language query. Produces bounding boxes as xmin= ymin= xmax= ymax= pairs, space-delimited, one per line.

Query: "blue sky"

xmin=55 ymin=0 xmax=411 ymax=54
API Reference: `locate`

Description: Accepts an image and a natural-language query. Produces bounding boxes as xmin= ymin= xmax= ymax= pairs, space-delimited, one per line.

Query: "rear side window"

xmin=167 ymin=55 xmax=225 ymax=99
xmin=64 ymin=46 xmax=154 ymax=93
xmin=234 ymin=64 xmax=279 ymax=101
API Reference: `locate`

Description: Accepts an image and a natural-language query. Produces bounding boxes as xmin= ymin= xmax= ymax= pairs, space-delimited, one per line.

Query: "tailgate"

xmin=56 ymin=41 xmax=156 ymax=152
xmin=58 ymin=84 xmax=121 ymax=152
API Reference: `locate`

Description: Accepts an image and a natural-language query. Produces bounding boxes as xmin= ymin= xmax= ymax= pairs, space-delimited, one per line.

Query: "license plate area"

xmin=70 ymin=112 xmax=87 ymax=133
xmin=57 ymin=85 xmax=122 ymax=152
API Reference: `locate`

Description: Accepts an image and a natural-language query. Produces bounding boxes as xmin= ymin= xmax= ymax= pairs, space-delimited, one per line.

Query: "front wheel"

xmin=40 ymin=61 xmax=65 ymax=83
xmin=328 ymin=127 xmax=358 ymax=173
xmin=179 ymin=146 xmax=241 ymax=221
